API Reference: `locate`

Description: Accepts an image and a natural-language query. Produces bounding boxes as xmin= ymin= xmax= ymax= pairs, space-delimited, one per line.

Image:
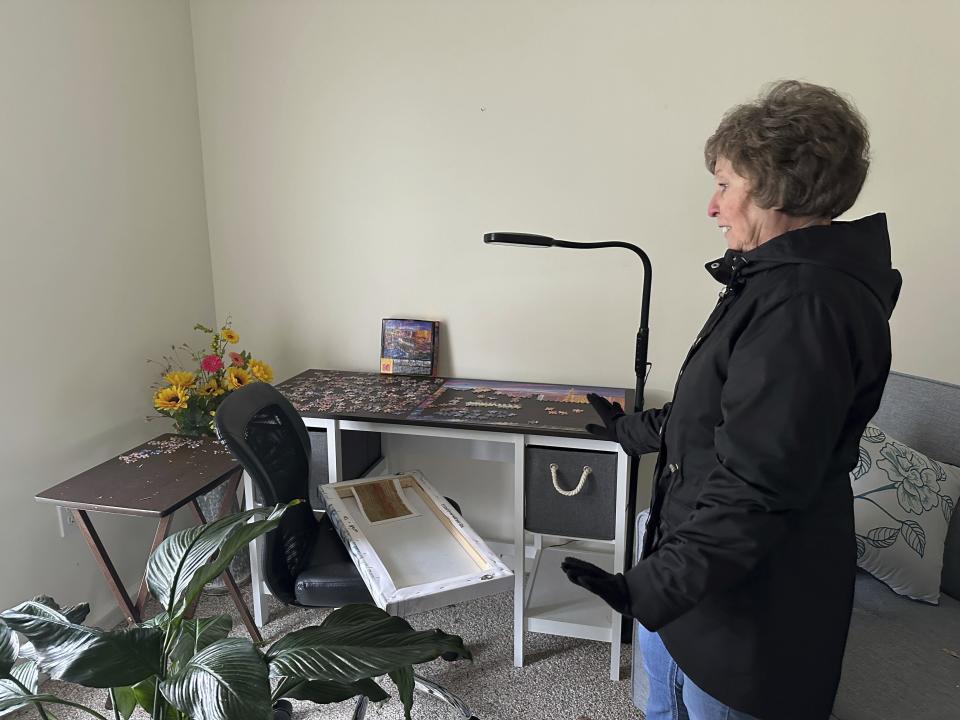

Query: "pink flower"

xmin=201 ymin=354 xmax=223 ymax=373
xmin=229 ymin=351 xmax=244 ymax=367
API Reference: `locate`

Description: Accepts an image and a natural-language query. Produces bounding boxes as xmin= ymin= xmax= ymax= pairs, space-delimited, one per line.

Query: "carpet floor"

xmin=11 ymin=589 xmax=642 ymax=720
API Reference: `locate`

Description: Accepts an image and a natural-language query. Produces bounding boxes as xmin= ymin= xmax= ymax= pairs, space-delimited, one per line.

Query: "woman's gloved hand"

xmin=584 ymin=393 xmax=625 ymax=442
xmin=561 ymin=556 xmax=631 ymax=616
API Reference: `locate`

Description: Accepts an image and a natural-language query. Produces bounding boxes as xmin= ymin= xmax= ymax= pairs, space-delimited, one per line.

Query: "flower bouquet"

xmin=151 ymin=321 xmax=273 ymax=437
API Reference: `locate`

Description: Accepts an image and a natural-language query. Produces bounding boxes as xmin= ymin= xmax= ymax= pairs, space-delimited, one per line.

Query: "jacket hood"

xmin=705 ymin=213 xmax=901 ymax=317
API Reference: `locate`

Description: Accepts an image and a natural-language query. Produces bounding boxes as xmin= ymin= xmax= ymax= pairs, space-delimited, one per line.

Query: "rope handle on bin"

xmin=549 ymin=463 xmax=592 ymax=496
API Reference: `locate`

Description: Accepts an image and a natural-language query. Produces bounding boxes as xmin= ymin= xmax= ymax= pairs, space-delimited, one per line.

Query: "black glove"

xmin=584 ymin=392 xmax=625 ymax=442
xmin=561 ymin=556 xmax=631 ymax=616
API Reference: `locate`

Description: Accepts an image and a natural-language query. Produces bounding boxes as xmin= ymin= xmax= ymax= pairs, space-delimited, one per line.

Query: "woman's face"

xmin=707 ymin=157 xmax=788 ymax=252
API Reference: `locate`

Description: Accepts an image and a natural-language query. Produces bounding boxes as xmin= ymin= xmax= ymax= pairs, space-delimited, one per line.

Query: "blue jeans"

xmin=639 ymin=627 xmax=760 ymax=720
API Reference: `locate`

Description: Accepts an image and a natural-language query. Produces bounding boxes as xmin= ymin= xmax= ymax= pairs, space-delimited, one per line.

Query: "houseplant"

xmin=151 ymin=321 xmax=274 ymax=438
xmin=0 ymin=502 xmax=469 ymax=720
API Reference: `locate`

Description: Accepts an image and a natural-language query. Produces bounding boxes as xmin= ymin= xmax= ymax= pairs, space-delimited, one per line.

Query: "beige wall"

xmin=190 ymin=0 xmax=960 ymax=540
xmin=190 ymin=0 xmax=960 ymax=396
xmin=0 ymin=1 xmax=212 ymax=623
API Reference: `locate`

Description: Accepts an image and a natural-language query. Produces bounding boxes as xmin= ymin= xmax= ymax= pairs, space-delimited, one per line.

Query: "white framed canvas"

xmin=320 ymin=470 xmax=513 ymax=615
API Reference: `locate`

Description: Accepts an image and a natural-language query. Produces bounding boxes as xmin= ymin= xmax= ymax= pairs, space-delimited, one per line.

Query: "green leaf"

xmin=0 ymin=609 xmax=162 ymax=688
xmin=111 ymin=686 xmax=137 ymax=720
xmin=3 ymin=601 xmax=67 ymax=623
xmin=1 ymin=680 xmax=109 ymax=719
xmin=266 ymin=605 xmax=469 ymax=684
xmin=146 ymin=503 xmax=291 ymax=618
xmin=279 ymin=677 xmax=390 ymax=704
xmin=131 ymin=675 xmax=154 ymax=710
xmin=865 ymin=526 xmax=899 ymax=549
xmin=3 ymin=601 xmax=65 ymax=666
xmin=160 ymin=637 xmax=271 ymax=720
xmin=138 ymin=611 xmax=170 ymax=629
xmin=319 ymin=604 xmax=392 ymax=628
xmin=169 ymin=615 xmax=233 ymax=670
xmin=0 ymin=679 xmax=29 ymax=715
xmin=900 ymin=520 xmax=926 ymax=557
xmin=175 ymin=508 xmax=292 ymax=617
xmin=130 ymin=678 xmax=181 ymax=720
xmin=388 ymin=665 xmax=415 ymax=720
xmin=30 ymin=596 xmax=90 ymax=625
xmin=0 ymin=623 xmax=17 ymax=677
xmin=10 ymin=661 xmax=39 ymax=695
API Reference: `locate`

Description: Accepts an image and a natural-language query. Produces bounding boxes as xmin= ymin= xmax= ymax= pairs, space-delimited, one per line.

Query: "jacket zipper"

xmin=643 ymin=256 xmax=748 ymax=557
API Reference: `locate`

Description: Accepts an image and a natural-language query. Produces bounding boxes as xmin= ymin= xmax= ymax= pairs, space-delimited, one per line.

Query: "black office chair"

xmin=214 ymin=381 xmax=477 ymax=720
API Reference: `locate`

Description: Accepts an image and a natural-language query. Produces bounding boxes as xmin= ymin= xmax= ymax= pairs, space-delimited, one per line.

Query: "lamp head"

xmin=483 ymin=232 xmax=556 ymax=248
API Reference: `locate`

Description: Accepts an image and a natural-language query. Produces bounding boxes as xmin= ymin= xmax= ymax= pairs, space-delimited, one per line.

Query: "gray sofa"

xmin=632 ymin=371 xmax=960 ymax=719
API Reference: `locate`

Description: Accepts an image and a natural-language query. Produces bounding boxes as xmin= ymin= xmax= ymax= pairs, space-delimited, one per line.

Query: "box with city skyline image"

xmin=380 ymin=318 xmax=440 ymax=376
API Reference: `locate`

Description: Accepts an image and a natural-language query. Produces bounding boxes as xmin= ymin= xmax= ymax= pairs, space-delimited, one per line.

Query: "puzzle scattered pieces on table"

xmin=278 ymin=371 xmax=626 ymax=434
xmin=407 ymin=379 xmax=624 ymax=432
xmin=279 ymin=370 xmax=444 ymax=416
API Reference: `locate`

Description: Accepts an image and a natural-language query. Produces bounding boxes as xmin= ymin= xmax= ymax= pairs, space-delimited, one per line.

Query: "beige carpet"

xmin=13 ymin=589 xmax=642 ymax=719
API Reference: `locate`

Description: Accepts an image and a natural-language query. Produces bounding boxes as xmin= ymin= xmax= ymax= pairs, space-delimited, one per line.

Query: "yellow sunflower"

xmin=220 ymin=327 xmax=240 ymax=344
xmin=196 ymin=378 xmax=224 ymax=397
xmin=163 ymin=370 xmax=196 ymax=388
xmin=154 ymin=385 xmax=189 ymax=411
xmin=223 ymin=367 xmax=252 ymax=390
xmin=248 ymin=359 xmax=274 ymax=383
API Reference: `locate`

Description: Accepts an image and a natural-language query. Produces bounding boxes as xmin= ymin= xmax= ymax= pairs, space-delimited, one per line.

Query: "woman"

xmin=562 ymin=80 xmax=902 ymax=720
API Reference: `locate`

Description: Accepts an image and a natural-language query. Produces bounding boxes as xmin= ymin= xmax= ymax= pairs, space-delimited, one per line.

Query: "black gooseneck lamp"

xmin=483 ymin=232 xmax=652 ymax=413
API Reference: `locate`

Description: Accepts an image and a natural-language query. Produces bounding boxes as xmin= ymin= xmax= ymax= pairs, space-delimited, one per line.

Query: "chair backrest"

xmin=871 ymin=371 xmax=960 ymax=598
xmin=215 ymin=382 xmax=318 ymax=604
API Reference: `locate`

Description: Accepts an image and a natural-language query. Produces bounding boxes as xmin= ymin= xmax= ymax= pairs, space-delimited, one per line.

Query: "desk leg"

xmin=72 ymin=509 xmax=139 ymax=624
xmin=135 ymin=515 xmax=174 ymax=618
xmin=188 ymin=498 xmax=262 ymax=644
xmin=325 ymin=418 xmax=343 ymax=484
xmin=609 ymin=447 xmax=630 ymax=681
xmin=513 ymin=435 xmax=525 ymax=668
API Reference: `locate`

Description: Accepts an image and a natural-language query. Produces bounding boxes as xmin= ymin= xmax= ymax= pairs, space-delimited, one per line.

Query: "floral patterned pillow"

xmin=851 ymin=424 xmax=960 ymax=603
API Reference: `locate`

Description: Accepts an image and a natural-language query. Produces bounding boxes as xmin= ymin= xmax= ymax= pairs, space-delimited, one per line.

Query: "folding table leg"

xmin=135 ymin=514 xmax=174 ymax=617
xmin=71 ymin=509 xmax=139 ymax=624
xmin=216 ymin=558 xmax=263 ymax=643
xmin=188 ymin=488 xmax=263 ymax=644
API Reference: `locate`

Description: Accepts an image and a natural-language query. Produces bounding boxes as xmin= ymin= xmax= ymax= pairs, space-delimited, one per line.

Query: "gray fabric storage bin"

xmin=308 ymin=430 xmax=382 ymax=510
xmin=524 ymin=445 xmax=617 ymax=540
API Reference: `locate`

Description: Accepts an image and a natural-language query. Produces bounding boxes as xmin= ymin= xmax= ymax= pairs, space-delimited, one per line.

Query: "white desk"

xmin=245 ymin=370 xmax=632 ymax=681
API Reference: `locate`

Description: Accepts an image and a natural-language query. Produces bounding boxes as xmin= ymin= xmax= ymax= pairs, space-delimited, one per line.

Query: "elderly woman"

xmin=563 ymin=81 xmax=902 ymax=720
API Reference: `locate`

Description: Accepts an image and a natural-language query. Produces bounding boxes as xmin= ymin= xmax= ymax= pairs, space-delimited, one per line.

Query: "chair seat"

xmin=294 ymin=514 xmax=374 ymax=607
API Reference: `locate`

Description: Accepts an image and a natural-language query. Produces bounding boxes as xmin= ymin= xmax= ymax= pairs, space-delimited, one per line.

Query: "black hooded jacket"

xmin=617 ymin=214 xmax=901 ymax=720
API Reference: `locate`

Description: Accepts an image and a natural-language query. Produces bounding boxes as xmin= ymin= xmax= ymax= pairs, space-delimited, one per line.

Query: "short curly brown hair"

xmin=704 ymin=80 xmax=870 ymax=219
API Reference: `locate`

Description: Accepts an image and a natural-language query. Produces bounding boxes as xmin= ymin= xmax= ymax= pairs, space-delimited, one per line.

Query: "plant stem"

xmin=58 ymin=700 xmax=111 ymax=720
xmin=10 ymin=675 xmax=51 ymax=720
xmin=108 ymin=689 xmax=120 ymax=720
xmin=19 ymin=698 xmax=111 ymax=720
xmin=151 ymin=684 xmax=162 ymax=720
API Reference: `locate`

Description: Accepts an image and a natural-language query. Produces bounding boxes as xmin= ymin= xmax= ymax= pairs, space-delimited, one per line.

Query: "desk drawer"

xmin=524 ymin=446 xmax=617 ymax=540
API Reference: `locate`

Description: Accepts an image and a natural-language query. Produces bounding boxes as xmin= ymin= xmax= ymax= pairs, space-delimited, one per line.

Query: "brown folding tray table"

xmin=35 ymin=433 xmax=261 ymax=641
